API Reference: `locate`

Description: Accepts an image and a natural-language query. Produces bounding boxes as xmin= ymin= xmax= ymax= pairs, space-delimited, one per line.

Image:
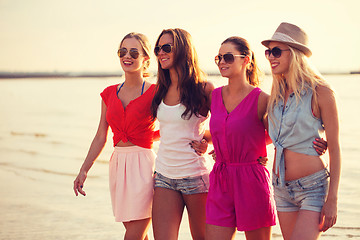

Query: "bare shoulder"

xmin=257 ymin=90 xmax=269 ymax=120
xmin=203 ymin=81 xmax=215 ymax=95
xmin=144 ymin=80 xmax=153 ymax=89
xmin=202 ymin=81 xmax=215 ymax=110
xmin=258 ymin=90 xmax=270 ymax=107
xmin=144 ymin=80 xmax=158 ymax=94
xmin=316 ymin=83 xmax=336 ymax=105
xmin=259 ymin=90 xmax=270 ymax=100
xmin=316 ymin=83 xmax=333 ymax=94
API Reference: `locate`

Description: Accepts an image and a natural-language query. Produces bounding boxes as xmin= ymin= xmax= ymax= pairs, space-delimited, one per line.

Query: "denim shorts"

xmin=272 ymin=168 xmax=330 ymax=212
xmin=154 ymin=172 xmax=209 ymax=195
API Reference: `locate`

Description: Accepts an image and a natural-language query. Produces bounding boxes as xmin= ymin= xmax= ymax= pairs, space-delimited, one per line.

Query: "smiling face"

xmin=156 ymin=33 xmax=175 ymax=70
xmin=267 ymin=41 xmax=292 ymax=77
xmin=217 ymin=42 xmax=246 ymax=79
xmin=119 ymin=37 xmax=148 ymax=74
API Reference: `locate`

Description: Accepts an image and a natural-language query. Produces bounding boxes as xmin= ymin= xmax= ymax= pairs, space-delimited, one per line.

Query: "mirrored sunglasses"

xmin=117 ymin=48 xmax=141 ymax=59
xmin=154 ymin=43 xmax=173 ymax=56
xmin=215 ymin=53 xmax=246 ymax=65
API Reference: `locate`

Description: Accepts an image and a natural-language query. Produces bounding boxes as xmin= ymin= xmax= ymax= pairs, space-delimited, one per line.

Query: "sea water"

xmin=0 ymin=74 xmax=359 ymax=239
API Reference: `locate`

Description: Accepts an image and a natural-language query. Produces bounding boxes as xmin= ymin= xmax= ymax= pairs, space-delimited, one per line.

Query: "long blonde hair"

xmin=267 ymin=47 xmax=328 ymax=122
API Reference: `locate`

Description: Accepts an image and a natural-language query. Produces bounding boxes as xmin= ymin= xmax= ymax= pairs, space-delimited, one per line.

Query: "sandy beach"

xmin=0 ymin=75 xmax=359 ymax=239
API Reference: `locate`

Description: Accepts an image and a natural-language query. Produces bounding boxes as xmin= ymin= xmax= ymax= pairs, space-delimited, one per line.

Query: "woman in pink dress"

xmin=205 ymin=36 xmax=276 ymax=240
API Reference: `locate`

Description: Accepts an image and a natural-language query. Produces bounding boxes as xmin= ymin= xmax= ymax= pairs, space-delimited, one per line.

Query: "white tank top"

xmin=156 ymin=100 xmax=212 ymax=178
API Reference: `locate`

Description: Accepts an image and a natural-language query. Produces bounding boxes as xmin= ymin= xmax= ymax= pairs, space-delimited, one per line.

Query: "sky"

xmin=0 ymin=0 xmax=359 ymax=74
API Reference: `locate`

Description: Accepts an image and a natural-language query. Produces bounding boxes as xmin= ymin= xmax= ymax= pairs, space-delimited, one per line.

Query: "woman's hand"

xmin=319 ymin=197 xmax=337 ymax=232
xmin=73 ymin=171 xmax=87 ymax=196
xmin=208 ymin=149 xmax=216 ymax=161
xmin=313 ymin=138 xmax=327 ymax=155
xmin=190 ymin=139 xmax=208 ymax=156
xmin=257 ymin=156 xmax=269 ymax=166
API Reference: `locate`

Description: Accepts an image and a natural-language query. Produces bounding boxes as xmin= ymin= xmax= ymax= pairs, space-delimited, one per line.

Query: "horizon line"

xmin=0 ymin=70 xmax=359 ymax=79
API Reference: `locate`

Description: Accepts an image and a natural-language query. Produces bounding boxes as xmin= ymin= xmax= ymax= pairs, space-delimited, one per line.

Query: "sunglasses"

xmin=215 ymin=53 xmax=246 ymax=65
xmin=117 ymin=48 xmax=141 ymax=59
xmin=265 ymin=47 xmax=290 ymax=58
xmin=154 ymin=43 xmax=173 ymax=56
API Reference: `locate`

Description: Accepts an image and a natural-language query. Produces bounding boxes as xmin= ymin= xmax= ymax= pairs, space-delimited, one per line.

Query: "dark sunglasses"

xmin=154 ymin=43 xmax=173 ymax=56
xmin=215 ymin=53 xmax=246 ymax=65
xmin=265 ymin=47 xmax=290 ymax=58
xmin=117 ymin=48 xmax=141 ymax=59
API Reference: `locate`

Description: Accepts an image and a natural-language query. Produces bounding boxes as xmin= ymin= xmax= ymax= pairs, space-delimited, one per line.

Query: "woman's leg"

xmin=289 ymin=210 xmax=322 ymax=240
xmin=277 ymin=211 xmax=298 ymax=240
xmin=278 ymin=210 xmax=322 ymax=240
xmin=123 ymin=218 xmax=151 ymax=240
xmin=205 ymin=224 xmax=236 ymax=240
xmin=152 ymin=187 xmax=185 ymax=240
xmin=244 ymin=226 xmax=272 ymax=240
xmin=183 ymin=193 xmax=207 ymax=240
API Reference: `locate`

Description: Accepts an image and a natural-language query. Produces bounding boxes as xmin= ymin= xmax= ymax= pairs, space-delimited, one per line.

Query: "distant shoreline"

xmin=0 ymin=71 xmax=359 ymax=79
xmin=0 ymin=72 xmax=123 ymax=79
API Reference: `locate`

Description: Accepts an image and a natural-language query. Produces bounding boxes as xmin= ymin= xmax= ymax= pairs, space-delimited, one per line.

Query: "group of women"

xmin=73 ymin=22 xmax=341 ymax=240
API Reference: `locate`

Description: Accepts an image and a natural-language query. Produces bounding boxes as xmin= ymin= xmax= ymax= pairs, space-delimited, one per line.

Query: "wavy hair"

xmin=222 ymin=36 xmax=261 ymax=87
xmin=119 ymin=32 xmax=151 ymax=78
xmin=267 ymin=47 xmax=328 ymax=123
xmin=151 ymin=28 xmax=207 ymax=119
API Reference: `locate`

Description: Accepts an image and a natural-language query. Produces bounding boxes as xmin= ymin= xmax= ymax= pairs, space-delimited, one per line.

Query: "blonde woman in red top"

xmin=73 ymin=32 xmax=158 ymax=240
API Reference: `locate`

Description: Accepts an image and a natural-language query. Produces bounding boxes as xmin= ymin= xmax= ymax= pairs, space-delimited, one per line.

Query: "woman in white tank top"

xmin=156 ymin=100 xmax=210 ymax=178
xmin=150 ymin=28 xmax=214 ymax=240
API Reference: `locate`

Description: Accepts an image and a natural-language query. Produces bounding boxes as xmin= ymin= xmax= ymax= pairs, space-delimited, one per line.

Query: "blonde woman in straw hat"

xmin=262 ymin=22 xmax=341 ymax=239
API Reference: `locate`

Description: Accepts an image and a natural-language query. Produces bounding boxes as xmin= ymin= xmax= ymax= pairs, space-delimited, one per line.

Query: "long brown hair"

xmin=119 ymin=32 xmax=151 ymax=78
xmin=151 ymin=28 xmax=207 ymax=119
xmin=222 ymin=36 xmax=261 ymax=87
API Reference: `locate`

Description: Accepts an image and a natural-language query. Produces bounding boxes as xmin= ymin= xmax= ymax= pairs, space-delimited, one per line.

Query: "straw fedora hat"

xmin=261 ymin=22 xmax=312 ymax=57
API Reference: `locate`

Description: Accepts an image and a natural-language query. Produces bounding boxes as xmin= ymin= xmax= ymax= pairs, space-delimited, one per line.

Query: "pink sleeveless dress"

xmin=206 ymin=87 xmax=276 ymax=231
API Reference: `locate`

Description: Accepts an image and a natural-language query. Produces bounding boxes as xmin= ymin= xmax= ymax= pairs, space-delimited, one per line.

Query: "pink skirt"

xmin=109 ymin=146 xmax=155 ymax=222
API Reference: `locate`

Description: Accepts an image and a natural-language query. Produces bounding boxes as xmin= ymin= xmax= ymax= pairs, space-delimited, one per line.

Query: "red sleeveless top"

xmin=100 ymin=83 xmax=158 ymax=149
